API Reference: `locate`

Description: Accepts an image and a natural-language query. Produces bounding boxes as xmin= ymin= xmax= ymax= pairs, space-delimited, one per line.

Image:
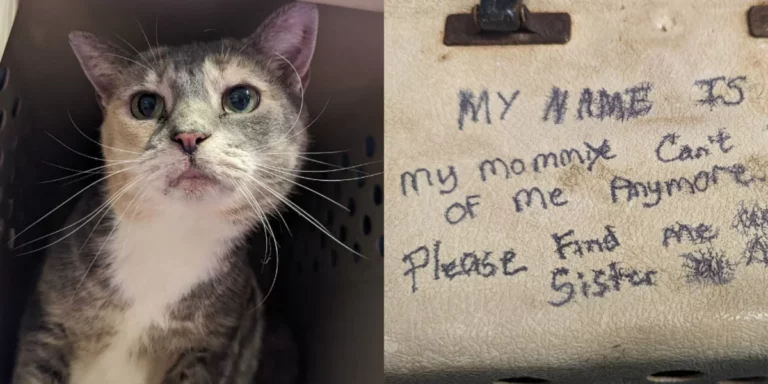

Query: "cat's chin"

xmin=161 ymin=169 xmax=228 ymax=201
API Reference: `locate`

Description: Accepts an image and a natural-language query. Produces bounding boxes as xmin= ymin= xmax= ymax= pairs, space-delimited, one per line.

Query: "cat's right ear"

xmin=69 ymin=31 xmax=128 ymax=101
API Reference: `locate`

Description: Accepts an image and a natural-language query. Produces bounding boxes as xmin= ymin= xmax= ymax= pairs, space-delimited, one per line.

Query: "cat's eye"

xmin=223 ymin=85 xmax=260 ymax=113
xmin=130 ymin=92 xmax=165 ymax=120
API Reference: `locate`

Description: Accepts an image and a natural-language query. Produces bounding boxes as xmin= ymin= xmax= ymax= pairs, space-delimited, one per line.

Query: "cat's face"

xmin=68 ymin=3 xmax=317 ymax=223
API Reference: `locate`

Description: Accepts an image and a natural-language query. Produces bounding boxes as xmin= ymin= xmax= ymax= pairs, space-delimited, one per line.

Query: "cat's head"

xmin=68 ymin=2 xmax=318 ymax=224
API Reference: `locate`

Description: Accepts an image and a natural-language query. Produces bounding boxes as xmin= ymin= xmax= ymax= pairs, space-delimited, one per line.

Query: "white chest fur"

xmin=69 ymin=203 xmax=242 ymax=384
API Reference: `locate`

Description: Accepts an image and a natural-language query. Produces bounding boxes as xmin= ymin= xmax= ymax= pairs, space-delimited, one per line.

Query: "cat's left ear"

xmin=69 ymin=31 xmax=131 ymax=102
xmin=247 ymin=2 xmax=319 ymax=92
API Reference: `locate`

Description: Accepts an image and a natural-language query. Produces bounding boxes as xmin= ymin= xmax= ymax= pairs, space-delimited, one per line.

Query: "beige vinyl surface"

xmin=385 ymin=0 xmax=768 ymax=383
xmin=0 ymin=0 xmax=17 ymax=60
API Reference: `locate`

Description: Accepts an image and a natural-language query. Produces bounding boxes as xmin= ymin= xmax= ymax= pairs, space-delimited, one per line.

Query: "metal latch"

xmin=443 ymin=0 xmax=571 ymax=46
xmin=748 ymin=5 xmax=768 ymax=37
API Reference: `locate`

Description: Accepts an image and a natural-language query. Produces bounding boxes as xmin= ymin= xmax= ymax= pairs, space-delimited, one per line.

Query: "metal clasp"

xmin=444 ymin=0 xmax=571 ymax=46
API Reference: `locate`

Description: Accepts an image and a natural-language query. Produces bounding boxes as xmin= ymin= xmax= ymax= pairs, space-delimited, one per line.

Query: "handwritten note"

xmin=393 ymin=75 xmax=768 ymax=307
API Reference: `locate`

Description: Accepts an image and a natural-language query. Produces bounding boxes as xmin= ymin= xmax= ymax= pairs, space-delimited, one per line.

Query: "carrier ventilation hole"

xmin=356 ymin=165 xmax=366 ymax=187
xmin=339 ymin=225 xmax=347 ymax=243
xmin=378 ymin=235 xmax=383 ymax=257
xmin=353 ymin=243 xmax=361 ymax=263
xmin=373 ymin=184 xmax=382 ymax=205
xmin=363 ymin=215 xmax=371 ymax=235
xmin=312 ymin=258 xmax=319 ymax=272
xmin=341 ymin=153 xmax=350 ymax=168
xmin=719 ymin=377 xmax=768 ymax=383
xmin=365 ymin=135 xmax=375 ymax=157
xmin=331 ymin=249 xmax=338 ymax=267
xmin=494 ymin=377 xmax=550 ymax=384
xmin=12 ymin=97 xmax=20 ymax=118
xmin=0 ymin=67 xmax=8 ymax=91
xmin=647 ymin=370 xmax=705 ymax=382
xmin=348 ymin=198 xmax=356 ymax=216
xmin=0 ymin=110 xmax=5 ymax=132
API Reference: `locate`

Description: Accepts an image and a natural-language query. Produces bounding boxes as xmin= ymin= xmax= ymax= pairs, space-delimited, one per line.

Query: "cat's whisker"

xmin=253 ymin=97 xmax=330 ymax=153
xmin=264 ymin=150 xmax=348 ymax=156
xmin=75 ymin=173 xmax=153 ymax=297
xmin=245 ymin=185 xmax=279 ymax=266
xmin=67 ymin=110 xmax=142 ymax=155
xmin=38 ymin=170 xmax=98 ymax=184
xmin=234 ymin=180 xmax=281 ymax=313
xmin=272 ymin=52 xmax=304 ymax=144
xmin=43 ymin=159 xmax=139 ymax=173
xmin=232 ymin=179 xmax=274 ymax=264
xmin=11 ymin=165 xmax=138 ymax=242
xmin=294 ymin=155 xmax=368 ymax=175
xmin=15 ymin=173 xmax=146 ymax=257
xmin=203 ymin=29 xmax=226 ymax=58
xmin=110 ymin=175 xmax=155 ymax=295
xmin=39 ymin=161 xmax=138 ymax=185
xmin=250 ymin=242 xmax=279 ymax=313
xmin=60 ymin=171 xmax=102 ymax=187
xmin=45 ymin=131 xmax=113 ymax=162
xmin=240 ymin=178 xmax=292 ymax=237
xmin=154 ymin=16 xmax=160 ymax=53
xmin=242 ymin=172 xmax=366 ymax=260
xmin=40 ymin=160 xmax=139 ymax=183
xmin=252 ymin=166 xmax=347 ymax=211
xmin=102 ymin=53 xmax=155 ymax=73
xmin=262 ymin=160 xmax=380 ymax=175
xmin=115 ymin=35 xmax=155 ymax=71
xmin=136 ymin=20 xmax=160 ymax=69
xmin=259 ymin=164 xmax=382 ymax=183
xmin=15 ymin=172 xmax=145 ymax=250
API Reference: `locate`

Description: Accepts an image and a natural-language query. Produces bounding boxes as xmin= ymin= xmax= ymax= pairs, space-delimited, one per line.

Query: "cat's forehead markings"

xmin=202 ymin=58 xmax=272 ymax=98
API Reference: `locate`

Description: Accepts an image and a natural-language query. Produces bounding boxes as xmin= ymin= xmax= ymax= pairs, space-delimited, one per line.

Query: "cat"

xmin=11 ymin=2 xmax=317 ymax=383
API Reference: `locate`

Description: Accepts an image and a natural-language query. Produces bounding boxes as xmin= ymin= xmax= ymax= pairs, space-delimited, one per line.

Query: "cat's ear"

xmin=68 ymin=31 xmax=129 ymax=100
xmin=248 ymin=2 xmax=319 ymax=92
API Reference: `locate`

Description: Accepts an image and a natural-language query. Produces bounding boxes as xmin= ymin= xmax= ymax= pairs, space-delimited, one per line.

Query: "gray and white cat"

xmin=12 ymin=2 xmax=317 ymax=383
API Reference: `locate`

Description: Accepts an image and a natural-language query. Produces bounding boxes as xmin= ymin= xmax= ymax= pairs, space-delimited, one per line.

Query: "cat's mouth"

xmin=169 ymin=166 xmax=218 ymax=188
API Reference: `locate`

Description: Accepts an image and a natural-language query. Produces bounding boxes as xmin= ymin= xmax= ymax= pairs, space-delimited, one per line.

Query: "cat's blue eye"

xmin=130 ymin=92 xmax=164 ymax=120
xmin=223 ymin=85 xmax=259 ymax=113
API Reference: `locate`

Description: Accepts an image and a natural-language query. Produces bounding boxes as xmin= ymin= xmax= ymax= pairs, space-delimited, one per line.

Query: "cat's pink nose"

xmin=174 ymin=132 xmax=209 ymax=154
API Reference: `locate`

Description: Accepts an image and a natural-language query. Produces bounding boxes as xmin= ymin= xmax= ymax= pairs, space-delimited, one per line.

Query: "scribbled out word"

xmin=551 ymin=225 xmax=621 ymax=260
xmin=479 ymin=138 xmax=616 ymax=181
xmin=732 ymin=201 xmax=768 ymax=237
xmin=543 ymin=82 xmax=654 ymax=125
xmin=680 ymin=248 xmax=737 ymax=285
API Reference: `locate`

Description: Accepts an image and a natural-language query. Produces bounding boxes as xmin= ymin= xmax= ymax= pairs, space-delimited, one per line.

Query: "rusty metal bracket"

xmin=443 ymin=0 xmax=571 ymax=46
xmin=748 ymin=5 xmax=768 ymax=37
